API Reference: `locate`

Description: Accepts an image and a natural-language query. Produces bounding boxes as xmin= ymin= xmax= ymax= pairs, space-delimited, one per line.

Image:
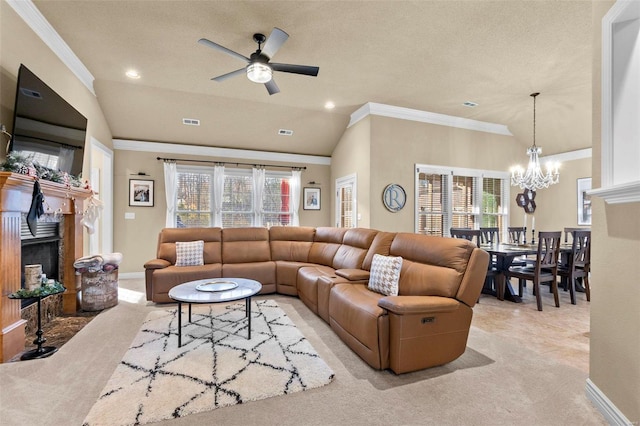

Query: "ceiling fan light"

xmin=247 ymin=63 xmax=272 ymax=83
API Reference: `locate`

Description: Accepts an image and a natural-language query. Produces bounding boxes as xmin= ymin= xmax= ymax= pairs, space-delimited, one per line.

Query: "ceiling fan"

xmin=198 ymin=27 xmax=319 ymax=95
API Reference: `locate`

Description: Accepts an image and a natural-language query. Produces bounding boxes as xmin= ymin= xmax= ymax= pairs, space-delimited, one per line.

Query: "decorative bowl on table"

xmin=195 ymin=280 xmax=238 ymax=292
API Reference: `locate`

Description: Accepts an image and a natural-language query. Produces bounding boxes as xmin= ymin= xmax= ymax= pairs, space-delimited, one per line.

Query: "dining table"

xmin=480 ymin=242 xmax=573 ymax=303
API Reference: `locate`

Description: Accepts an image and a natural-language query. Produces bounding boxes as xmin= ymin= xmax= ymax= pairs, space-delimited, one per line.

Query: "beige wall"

xmin=589 ymin=1 xmax=640 ymax=422
xmin=331 ymin=117 xmax=371 ymax=228
xmin=0 ymin=2 xmax=112 ymax=158
xmin=332 ymin=113 xmax=590 ymax=235
xmin=114 ymin=148 xmax=331 ymax=273
xmin=369 ymin=116 xmax=523 ymax=232
xmin=527 ymin=157 xmax=592 ymax=233
xmin=0 ymin=1 xmax=113 ymax=257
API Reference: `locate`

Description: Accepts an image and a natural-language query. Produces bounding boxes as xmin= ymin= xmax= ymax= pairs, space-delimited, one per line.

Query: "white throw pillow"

xmin=175 ymin=240 xmax=204 ymax=267
xmin=368 ymin=254 xmax=403 ymax=296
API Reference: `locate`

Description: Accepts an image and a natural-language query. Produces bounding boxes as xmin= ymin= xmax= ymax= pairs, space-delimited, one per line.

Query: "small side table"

xmin=8 ymin=284 xmax=66 ymax=360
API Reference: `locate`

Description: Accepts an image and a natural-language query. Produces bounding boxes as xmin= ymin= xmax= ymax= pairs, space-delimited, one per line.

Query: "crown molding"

xmin=589 ymin=180 xmax=640 ymax=204
xmin=7 ymin=0 xmax=95 ymax=95
xmin=540 ymin=148 xmax=592 ymax=163
xmin=113 ymin=140 xmax=332 ymax=166
xmin=348 ymin=102 xmax=513 ymax=136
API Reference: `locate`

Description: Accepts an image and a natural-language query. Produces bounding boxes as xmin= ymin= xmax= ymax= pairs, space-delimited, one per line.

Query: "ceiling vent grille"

xmin=182 ymin=118 xmax=200 ymax=126
xmin=278 ymin=129 xmax=293 ymax=136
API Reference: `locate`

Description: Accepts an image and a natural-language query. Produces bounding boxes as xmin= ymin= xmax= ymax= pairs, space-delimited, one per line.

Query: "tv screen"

xmin=9 ymin=64 xmax=87 ymax=177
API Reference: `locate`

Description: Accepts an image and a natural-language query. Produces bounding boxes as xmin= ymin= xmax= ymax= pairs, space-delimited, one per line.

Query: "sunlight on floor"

xmin=118 ymin=287 xmax=145 ymax=304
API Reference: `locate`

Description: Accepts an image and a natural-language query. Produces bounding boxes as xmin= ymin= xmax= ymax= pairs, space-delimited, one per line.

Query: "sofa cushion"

xmin=175 ymin=240 xmax=204 ymax=266
xmin=309 ymin=227 xmax=346 ymax=266
xmin=157 ymin=227 xmax=222 ymax=264
xmin=269 ymin=226 xmax=314 ymax=262
xmin=222 ymin=227 xmax=271 ymax=263
xmin=368 ymin=254 xmax=403 ymax=296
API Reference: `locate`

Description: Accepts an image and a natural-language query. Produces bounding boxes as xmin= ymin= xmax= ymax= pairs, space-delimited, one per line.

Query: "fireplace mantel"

xmin=0 ymin=172 xmax=91 ymax=362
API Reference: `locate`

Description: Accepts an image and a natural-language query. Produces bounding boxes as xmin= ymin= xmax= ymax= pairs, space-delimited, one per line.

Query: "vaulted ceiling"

xmin=32 ymin=0 xmax=594 ymax=157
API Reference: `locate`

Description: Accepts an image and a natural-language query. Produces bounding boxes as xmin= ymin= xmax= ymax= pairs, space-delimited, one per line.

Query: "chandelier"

xmin=510 ymin=92 xmax=560 ymax=191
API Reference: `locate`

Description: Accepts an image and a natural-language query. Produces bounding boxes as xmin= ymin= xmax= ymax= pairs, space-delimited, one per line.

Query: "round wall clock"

xmin=382 ymin=184 xmax=406 ymax=212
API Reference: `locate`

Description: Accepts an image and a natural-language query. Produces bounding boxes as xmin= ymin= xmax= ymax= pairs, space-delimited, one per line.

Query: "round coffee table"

xmin=168 ymin=278 xmax=262 ymax=347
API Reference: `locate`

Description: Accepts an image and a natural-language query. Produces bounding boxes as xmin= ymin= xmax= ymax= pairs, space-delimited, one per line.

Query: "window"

xmin=176 ymin=170 xmax=212 ymax=227
xmin=263 ymin=173 xmax=292 ymax=227
xmin=415 ymin=165 xmax=509 ymax=238
xmin=221 ymin=170 xmax=253 ymax=228
xmin=175 ymin=166 xmax=294 ymax=228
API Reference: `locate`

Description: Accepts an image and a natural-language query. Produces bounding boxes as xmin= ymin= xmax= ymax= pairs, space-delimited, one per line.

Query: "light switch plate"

xmin=125 ymin=212 xmax=135 ymax=219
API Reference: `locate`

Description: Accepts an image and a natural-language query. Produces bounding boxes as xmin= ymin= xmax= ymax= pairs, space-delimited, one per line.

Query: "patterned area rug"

xmin=83 ymin=300 xmax=334 ymax=425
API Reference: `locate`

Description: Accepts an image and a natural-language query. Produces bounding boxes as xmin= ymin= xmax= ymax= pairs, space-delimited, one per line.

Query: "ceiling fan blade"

xmin=265 ymin=79 xmax=280 ymax=95
xmin=212 ymin=68 xmax=246 ymax=82
xmin=261 ymin=28 xmax=289 ymax=59
xmin=271 ymin=63 xmax=319 ymax=77
xmin=198 ymin=38 xmax=249 ymax=63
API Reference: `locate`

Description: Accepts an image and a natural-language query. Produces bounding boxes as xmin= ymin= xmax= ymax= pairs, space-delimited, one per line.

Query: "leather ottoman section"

xmin=297 ymin=265 xmax=337 ymax=314
xmin=329 ymin=284 xmax=390 ymax=370
xmin=151 ymin=264 xmax=222 ymax=303
xmin=222 ymin=262 xmax=276 ymax=294
xmin=275 ymin=261 xmax=314 ymax=296
xmin=386 ymin=303 xmax=472 ymax=374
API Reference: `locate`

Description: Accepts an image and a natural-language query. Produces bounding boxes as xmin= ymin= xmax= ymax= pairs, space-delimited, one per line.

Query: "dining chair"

xmin=504 ymin=231 xmax=562 ymax=311
xmin=563 ymin=227 xmax=589 ymax=244
xmin=450 ymin=228 xmax=482 ymax=246
xmin=480 ymin=227 xmax=500 ymax=245
xmin=507 ymin=227 xmax=526 ymax=244
xmin=451 ymin=228 xmax=495 ymax=296
xmin=507 ymin=226 xmax=529 ymax=267
xmin=557 ymin=230 xmax=591 ymax=304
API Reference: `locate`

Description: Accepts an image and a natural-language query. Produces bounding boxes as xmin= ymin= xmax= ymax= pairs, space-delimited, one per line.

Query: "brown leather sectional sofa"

xmin=144 ymin=226 xmax=489 ymax=374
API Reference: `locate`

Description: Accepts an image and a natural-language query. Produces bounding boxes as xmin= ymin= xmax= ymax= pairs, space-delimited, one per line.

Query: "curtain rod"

xmin=156 ymin=157 xmax=306 ymax=171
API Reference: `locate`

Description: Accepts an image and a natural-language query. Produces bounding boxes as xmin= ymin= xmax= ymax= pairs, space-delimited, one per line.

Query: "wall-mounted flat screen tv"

xmin=9 ymin=64 xmax=87 ymax=177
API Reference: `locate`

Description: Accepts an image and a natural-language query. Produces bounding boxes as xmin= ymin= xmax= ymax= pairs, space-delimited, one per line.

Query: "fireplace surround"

xmin=0 ymin=172 xmax=91 ymax=362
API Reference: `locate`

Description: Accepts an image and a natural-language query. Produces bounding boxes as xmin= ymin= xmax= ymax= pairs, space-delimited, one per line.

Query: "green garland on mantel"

xmin=8 ymin=281 xmax=66 ymax=299
xmin=0 ymin=151 xmax=83 ymax=187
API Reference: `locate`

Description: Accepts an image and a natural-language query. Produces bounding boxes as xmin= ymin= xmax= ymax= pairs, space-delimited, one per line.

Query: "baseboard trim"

xmin=118 ymin=272 xmax=144 ymax=279
xmin=586 ymin=378 xmax=633 ymax=425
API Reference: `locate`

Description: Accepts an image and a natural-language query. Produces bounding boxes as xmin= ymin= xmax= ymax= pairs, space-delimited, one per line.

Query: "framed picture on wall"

xmin=303 ymin=187 xmax=321 ymax=210
xmin=129 ymin=179 xmax=154 ymax=207
xmin=577 ymin=177 xmax=592 ymax=225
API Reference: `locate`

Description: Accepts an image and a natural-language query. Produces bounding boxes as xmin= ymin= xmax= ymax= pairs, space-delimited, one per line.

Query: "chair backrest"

xmin=480 ymin=227 xmax=500 ymax=245
xmin=535 ymin=231 xmax=562 ymax=273
xmin=569 ymin=230 xmax=591 ymax=268
xmin=563 ymin=227 xmax=589 ymax=243
xmin=450 ymin=228 xmax=482 ymax=246
xmin=507 ymin=227 xmax=526 ymax=244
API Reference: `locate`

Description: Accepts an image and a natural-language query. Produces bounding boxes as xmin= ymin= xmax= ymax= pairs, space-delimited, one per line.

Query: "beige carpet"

xmin=83 ymin=300 xmax=334 ymax=425
xmin=0 ymin=278 xmax=606 ymax=425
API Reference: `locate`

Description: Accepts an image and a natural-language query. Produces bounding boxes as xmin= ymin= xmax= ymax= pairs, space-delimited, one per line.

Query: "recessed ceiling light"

xmin=463 ymin=101 xmax=478 ymax=108
xmin=324 ymin=101 xmax=335 ymax=110
xmin=278 ymin=129 xmax=293 ymax=136
xmin=125 ymin=69 xmax=141 ymax=79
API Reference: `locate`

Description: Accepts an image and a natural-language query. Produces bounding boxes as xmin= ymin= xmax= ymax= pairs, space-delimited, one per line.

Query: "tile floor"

xmin=473 ymin=281 xmax=591 ymax=373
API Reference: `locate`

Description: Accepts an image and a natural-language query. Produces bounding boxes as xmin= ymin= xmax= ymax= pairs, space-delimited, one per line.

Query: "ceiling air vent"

xmin=278 ymin=129 xmax=293 ymax=136
xmin=182 ymin=118 xmax=200 ymax=126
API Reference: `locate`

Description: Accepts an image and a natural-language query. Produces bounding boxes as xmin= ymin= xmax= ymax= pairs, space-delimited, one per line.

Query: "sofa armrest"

xmin=378 ymin=295 xmax=460 ymax=315
xmin=335 ymin=268 xmax=370 ymax=281
xmin=144 ymin=259 xmax=171 ymax=270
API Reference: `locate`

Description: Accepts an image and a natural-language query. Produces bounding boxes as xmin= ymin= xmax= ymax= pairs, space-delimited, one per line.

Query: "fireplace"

xmin=0 ymin=172 xmax=91 ymax=362
xmin=20 ymin=220 xmax=61 ymax=308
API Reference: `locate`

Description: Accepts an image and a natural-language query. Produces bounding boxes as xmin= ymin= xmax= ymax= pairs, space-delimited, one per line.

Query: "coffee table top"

xmin=168 ymin=278 xmax=262 ymax=304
